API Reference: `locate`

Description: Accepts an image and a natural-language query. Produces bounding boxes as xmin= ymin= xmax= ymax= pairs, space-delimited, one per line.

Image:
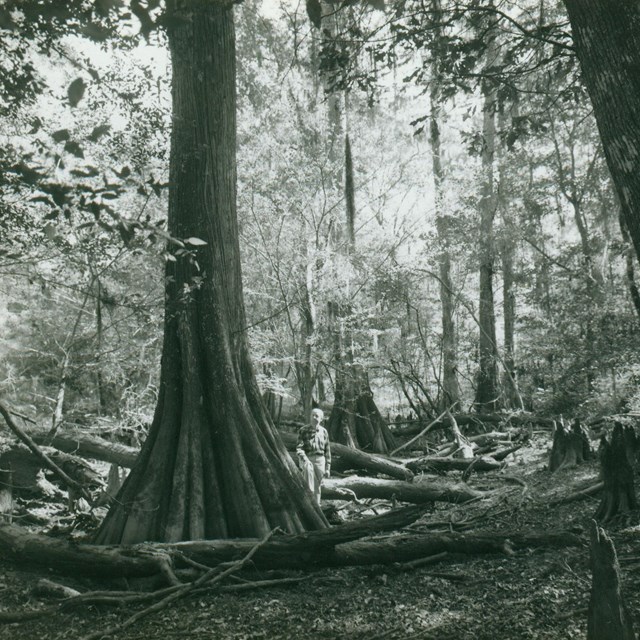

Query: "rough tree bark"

xmin=95 ymin=1 xmax=326 ymax=544
xmin=562 ymin=1 xmax=640 ymax=265
xmin=594 ymin=422 xmax=637 ymax=523
xmin=587 ymin=522 xmax=636 ymax=640
xmin=0 ymin=468 xmax=12 ymax=524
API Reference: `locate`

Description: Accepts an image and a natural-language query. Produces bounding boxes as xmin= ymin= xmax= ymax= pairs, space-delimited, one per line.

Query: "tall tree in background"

xmin=428 ymin=0 xmax=461 ymax=411
xmin=96 ymin=0 xmax=326 ymax=544
xmin=474 ymin=13 xmax=501 ymax=411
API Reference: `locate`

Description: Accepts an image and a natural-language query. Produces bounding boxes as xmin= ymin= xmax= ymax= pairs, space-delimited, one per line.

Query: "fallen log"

xmin=321 ymin=476 xmax=483 ymax=504
xmin=393 ymin=413 xmax=554 ymax=438
xmin=0 ymin=402 xmax=91 ymax=501
xmin=0 ymin=508 xmax=583 ymax=578
xmin=278 ymin=431 xmax=413 ymax=481
xmin=405 ymin=456 xmax=501 ymax=474
xmin=28 ymin=429 xmax=139 ymax=469
xmin=169 ymin=529 xmax=582 ymax=569
xmin=0 ymin=524 xmax=175 ymax=579
xmin=0 ymin=505 xmax=426 ymax=577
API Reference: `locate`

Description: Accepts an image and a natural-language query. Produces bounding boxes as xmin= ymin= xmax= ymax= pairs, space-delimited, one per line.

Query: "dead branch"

xmin=390 ymin=407 xmax=450 ymax=456
xmin=549 ymin=481 xmax=603 ymax=506
xmin=79 ymin=528 xmax=278 ymax=640
xmin=0 ymin=401 xmax=91 ymax=503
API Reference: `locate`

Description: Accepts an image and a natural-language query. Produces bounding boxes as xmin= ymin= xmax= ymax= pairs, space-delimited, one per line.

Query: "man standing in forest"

xmin=296 ymin=408 xmax=331 ymax=505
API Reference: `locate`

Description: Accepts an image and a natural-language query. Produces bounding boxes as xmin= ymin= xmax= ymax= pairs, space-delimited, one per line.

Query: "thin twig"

xmin=78 ymin=528 xmax=278 ymax=640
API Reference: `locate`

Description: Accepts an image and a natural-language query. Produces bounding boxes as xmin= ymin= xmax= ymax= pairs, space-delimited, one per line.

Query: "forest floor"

xmin=1 ymin=432 xmax=639 ymax=640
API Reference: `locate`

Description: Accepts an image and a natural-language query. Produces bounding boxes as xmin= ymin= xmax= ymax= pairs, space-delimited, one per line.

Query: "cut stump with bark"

xmin=549 ymin=419 xmax=591 ymax=472
xmin=0 ymin=468 xmax=12 ymax=524
xmin=595 ymin=423 xmax=638 ymax=523
xmin=587 ymin=522 xmax=636 ymax=640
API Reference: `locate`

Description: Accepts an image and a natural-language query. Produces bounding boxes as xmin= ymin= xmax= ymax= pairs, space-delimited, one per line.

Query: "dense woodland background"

xmin=2 ymin=2 xmax=640 ymax=638
xmin=1 ymin=0 xmax=639 ymax=441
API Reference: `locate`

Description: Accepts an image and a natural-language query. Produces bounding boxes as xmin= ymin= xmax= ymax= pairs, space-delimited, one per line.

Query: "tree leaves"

xmin=51 ymin=129 xmax=71 ymax=142
xmin=63 ymin=140 xmax=84 ymax=158
xmin=306 ymin=0 xmax=322 ymax=29
xmin=67 ymin=78 xmax=86 ymax=107
xmin=88 ymin=124 xmax=111 ymax=142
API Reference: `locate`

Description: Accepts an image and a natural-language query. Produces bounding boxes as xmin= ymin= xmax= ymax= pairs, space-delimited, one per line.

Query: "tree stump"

xmin=0 ymin=467 xmax=13 ymax=524
xmin=549 ymin=419 xmax=591 ymax=472
xmin=595 ymin=423 xmax=638 ymax=523
xmin=587 ymin=522 xmax=636 ymax=640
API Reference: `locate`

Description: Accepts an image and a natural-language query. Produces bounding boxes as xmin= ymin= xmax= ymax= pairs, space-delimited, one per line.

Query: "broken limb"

xmin=0 ymin=402 xmax=93 ymax=503
xmin=79 ymin=529 xmax=278 ymax=640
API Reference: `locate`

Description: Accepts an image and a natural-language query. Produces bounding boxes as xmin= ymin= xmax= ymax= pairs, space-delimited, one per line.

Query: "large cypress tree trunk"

xmin=562 ymin=0 xmax=640 ymax=264
xmin=95 ymin=1 xmax=326 ymax=544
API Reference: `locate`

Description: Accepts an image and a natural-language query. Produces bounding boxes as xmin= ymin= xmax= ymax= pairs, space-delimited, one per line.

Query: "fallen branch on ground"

xmin=0 ymin=402 xmax=92 ymax=503
xmin=79 ymin=529 xmax=278 ymax=640
xmin=321 ymin=476 xmax=483 ymax=504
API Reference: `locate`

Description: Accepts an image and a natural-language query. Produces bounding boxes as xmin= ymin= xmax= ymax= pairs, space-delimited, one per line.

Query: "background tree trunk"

xmin=430 ymin=0 xmax=460 ymax=411
xmin=95 ymin=2 xmax=326 ymax=545
xmin=474 ymin=17 xmax=501 ymax=412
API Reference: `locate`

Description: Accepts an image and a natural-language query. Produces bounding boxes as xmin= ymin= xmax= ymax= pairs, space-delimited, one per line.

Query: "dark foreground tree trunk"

xmin=594 ymin=423 xmax=637 ymax=523
xmin=587 ymin=522 xmax=636 ymax=640
xmin=549 ymin=419 xmax=591 ymax=472
xmin=95 ymin=2 xmax=325 ymax=544
xmin=563 ymin=0 xmax=640 ymax=265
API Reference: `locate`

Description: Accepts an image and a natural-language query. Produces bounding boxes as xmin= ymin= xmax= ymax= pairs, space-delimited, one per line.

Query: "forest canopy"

xmin=1 ymin=0 xmax=639 ymax=448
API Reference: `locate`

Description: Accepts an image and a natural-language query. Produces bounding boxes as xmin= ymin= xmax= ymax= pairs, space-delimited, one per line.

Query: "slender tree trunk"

xmin=95 ymin=2 xmax=326 ymax=544
xmin=429 ymin=0 xmax=460 ymax=410
xmin=563 ymin=0 xmax=640 ymax=265
xmin=474 ymin=21 xmax=501 ymax=411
